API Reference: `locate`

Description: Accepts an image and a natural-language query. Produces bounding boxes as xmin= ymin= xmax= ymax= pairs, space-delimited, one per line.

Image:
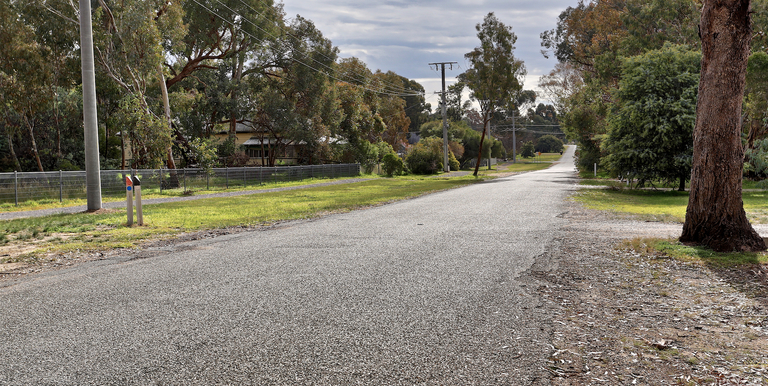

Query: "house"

xmin=214 ymin=122 xmax=302 ymax=166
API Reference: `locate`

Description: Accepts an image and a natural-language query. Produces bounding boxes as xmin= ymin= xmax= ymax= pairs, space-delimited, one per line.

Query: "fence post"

xmin=59 ymin=170 xmax=63 ymax=203
xmin=226 ymin=167 xmax=229 ymax=189
xmin=183 ymin=168 xmax=187 ymax=191
xmin=14 ymin=171 xmax=18 ymax=206
xmin=243 ymin=167 xmax=246 ymax=187
xmin=159 ymin=167 xmax=163 ymax=193
xmin=206 ymin=170 xmax=210 ymax=190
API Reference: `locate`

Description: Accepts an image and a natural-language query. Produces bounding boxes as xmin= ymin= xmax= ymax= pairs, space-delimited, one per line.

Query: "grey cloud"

xmin=283 ymin=0 xmax=579 ymax=90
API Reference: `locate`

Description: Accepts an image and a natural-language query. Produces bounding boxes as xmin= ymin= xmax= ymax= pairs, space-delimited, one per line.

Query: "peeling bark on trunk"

xmin=159 ymin=67 xmax=180 ymax=188
xmin=7 ymin=131 xmax=21 ymax=171
xmin=680 ymin=0 xmax=767 ymax=252
xmin=23 ymin=115 xmax=44 ymax=172
xmin=228 ymin=54 xmax=244 ymax=140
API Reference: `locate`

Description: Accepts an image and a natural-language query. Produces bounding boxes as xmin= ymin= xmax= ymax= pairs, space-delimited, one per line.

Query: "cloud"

xmin=282 ymin=0 xmax=578 ymax=100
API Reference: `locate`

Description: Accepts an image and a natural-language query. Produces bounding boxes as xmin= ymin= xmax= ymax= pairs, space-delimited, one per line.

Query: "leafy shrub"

xmin=406 ymin=137 xmax=444 ymax=174
xmin=535 ymin=135 xmax=564 ymax=153
xmin=382 ymin=153 xmax=405 ymax=177
xmin=521 ymin=141 xmax=535 ymax=158
xmin=357 ymin=140 xmax=380 ymax=174
xmin=745 ymin=138 xmax=768 ymax=189
xmin=448 ymin=151 xmax=460 ymax=171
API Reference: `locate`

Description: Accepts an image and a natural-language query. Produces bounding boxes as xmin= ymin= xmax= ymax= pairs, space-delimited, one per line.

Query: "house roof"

xmin=242 ymin=138 xmax=281 ymax=146
xmin=215 ymin=122 xmax=266 ymax=135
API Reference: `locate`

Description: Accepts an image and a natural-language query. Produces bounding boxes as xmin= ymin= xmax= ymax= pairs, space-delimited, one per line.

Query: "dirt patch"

xmin=0 ymin=222 xmax=293 ymax=280
xmin=533 ymin=202 xmax=768 ymax=385
xmin=0 ymin=263 xmax=26 ymax=273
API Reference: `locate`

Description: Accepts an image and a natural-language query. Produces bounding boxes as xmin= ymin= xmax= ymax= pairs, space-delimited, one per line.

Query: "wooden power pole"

xmin=429 ymin=62 xmax=457 ymax=172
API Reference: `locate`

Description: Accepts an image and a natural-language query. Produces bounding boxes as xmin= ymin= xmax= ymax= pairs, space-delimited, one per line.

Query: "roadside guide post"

xmin=132 ymin=176 xmax=143 ymax=226
xmin=126 ymin=176 xmax=133 ymax=226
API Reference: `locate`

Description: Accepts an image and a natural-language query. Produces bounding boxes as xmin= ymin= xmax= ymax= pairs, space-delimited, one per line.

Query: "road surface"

xmin=0 ymin=147 xmax=580 ymax=385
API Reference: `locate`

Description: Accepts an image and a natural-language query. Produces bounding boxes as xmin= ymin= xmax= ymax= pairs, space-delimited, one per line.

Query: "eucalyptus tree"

xmin=20 ymin=0 xmax=82 ymax=164
xmin=460 ymin=12 xmax=526 ymax=176
xmin=248 ymin=16 xmax=341 ymax=166
xmin=540 ymin=0 xmax=701 ymax=172
xmin=374 ymin=71 xmax=411 ymax=149
xmin=0 ymin=0 xmax=52 ymax=171
xmin=681 ymin=0 xmax=766 ymax=252
xmin=88 ymin=0 xmax=185 ymax=169
xmin=334 ymin=57 xmax=386 ymax=165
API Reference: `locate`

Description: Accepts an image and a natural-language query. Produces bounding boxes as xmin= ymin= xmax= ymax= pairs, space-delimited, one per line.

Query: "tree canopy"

xmin=461 ymin=12 xmax=525 ymax=176
xmin=603 ymin=43 xmax=699 ymax=191
xmin=0 ymin=0 xmax=425 ymax=171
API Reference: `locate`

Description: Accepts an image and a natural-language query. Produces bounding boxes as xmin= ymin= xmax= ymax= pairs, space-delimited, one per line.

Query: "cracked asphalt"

xmin=0 ymin=147 xmax=580 ymax=385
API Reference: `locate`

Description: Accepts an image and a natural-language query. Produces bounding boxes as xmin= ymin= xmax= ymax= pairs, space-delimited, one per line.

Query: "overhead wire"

xmin=239 ymin=0 xmax=423 ymax=95
xmin=198 ymin=0 xmax=424 ymax=97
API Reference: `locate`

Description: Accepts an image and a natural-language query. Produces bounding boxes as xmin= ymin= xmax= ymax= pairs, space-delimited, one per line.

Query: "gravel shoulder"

xmin=529 ymin=200 xmax=768 ymax=385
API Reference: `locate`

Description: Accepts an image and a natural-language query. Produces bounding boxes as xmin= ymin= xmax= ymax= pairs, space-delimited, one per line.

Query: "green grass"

xmin=580 ymin=176 xmax=766 ymax=190
xmin=574 ymin=188 xmax=768 ymax=224
xmin=474 ymin=151 xmax=564 ymax=175
xmin=620 ymin=237 xmax=768 ymax=267
xmin=0 ymin=176 xmax=366 ymax=213
xmin=0 ymin=178 xmax=477 ymax=264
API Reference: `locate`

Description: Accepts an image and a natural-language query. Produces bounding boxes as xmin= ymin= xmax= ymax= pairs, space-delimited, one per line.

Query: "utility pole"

xmin=429 ymin=62 xmax=457 ymax=172
xmin=80 ymin=0 xmax=102 ymax=211
xmin=512 ymin=113 xmax=516 ymax=163
xmin=486 ymin=119 xmax=492 ymax=170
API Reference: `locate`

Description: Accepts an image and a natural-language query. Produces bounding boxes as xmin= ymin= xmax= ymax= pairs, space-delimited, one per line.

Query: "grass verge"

xmin=0 ymin=176 xmax=368 ymax=213
xmin=0 ymin=178 xmax=476 ymax=265
xmin=473 ymin=151 xmax=564 ymax=176
xmin=573 ymin=188 xmax=768 ymax=224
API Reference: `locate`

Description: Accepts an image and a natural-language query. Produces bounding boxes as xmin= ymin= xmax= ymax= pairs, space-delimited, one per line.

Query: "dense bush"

xmin=603 ymin=43 xmax=699 ymax=191
xmin=745 ymin=138 xmax=768 ymax=188
xmin=382 ymin=153 xmax=405 ymax=177
xmin=406 ymin=137 xmax=444 ymax=174
xmin=448 ymin=151 xmax=460 ymax=171
xmin=521 ymin=141 xmax=535 ymax=158
xmin=535 ymin=135 xmax=564 ymax=153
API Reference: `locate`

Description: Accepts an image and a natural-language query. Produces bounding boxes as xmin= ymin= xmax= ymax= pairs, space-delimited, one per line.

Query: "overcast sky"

xmin=281 ymin=0 xmax=580 ymax=110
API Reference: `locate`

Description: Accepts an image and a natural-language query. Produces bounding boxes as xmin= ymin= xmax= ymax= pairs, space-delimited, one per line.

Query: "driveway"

xmin=0 ymin=147 xmax=580 ymax=385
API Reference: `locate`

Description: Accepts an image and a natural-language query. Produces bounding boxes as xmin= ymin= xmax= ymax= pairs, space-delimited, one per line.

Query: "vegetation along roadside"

xmin=0 ymin=179 xmax=476 ymax=273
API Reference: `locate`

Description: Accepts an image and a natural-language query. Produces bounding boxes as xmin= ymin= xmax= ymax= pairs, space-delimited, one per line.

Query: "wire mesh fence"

xmin=0 ymin=164 xmax=361 ymax=205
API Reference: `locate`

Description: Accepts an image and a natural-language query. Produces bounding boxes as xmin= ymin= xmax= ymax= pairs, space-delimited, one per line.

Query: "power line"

xmin=202 ymin=0 xmax=423 ymax=97
xmin=239 ymin=0 xmax=419 ymax=95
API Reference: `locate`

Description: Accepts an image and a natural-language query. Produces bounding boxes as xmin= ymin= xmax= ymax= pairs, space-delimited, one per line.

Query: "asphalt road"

xmin=0 ymin=147 xmax=580 ymax=385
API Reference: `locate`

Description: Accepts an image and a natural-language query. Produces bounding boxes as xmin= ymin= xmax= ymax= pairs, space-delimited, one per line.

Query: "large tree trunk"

xmin=680 ymin=0 xmax=766 ymax=252
xmin=472 ymin=113 xmax=490 ymax=177
xmin=159 ymin=67 xmax=180 ymax=188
